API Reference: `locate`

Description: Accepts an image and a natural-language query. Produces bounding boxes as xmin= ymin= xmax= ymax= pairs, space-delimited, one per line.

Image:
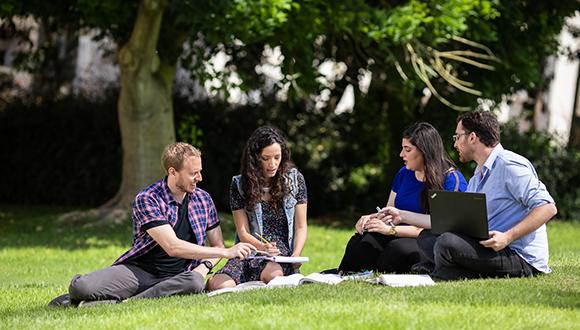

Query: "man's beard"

xmin=177 ymin=179 xmax=195 ymax=193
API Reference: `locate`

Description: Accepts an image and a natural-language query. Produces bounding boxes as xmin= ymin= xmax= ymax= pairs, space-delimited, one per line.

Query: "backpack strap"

xmin=452 ymin=170 xmax=460 ymax=191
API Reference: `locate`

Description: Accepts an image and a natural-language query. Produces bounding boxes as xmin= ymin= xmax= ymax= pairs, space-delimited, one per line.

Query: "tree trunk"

xmin=62 ymin=0 xmax=175 ymax=224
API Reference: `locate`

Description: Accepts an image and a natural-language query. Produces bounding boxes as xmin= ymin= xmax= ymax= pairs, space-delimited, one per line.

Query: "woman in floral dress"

xmin=207 ymin=126 xmax=308 ymax=290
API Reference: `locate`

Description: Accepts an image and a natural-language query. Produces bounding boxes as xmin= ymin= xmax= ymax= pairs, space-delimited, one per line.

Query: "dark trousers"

xmin=68 ymin=264 xmax=205 ymax=303
xmin=416 ymin=230 xmax=539 ymax=281
xmin=338 ymin=232 xmax=423 ymax=273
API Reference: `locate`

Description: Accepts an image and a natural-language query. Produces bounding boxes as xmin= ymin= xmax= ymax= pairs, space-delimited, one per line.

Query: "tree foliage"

xmin=1 ymin=1 xmax=577 ymax=218
xmin=2 ymin=1 xmax=576 ymax=105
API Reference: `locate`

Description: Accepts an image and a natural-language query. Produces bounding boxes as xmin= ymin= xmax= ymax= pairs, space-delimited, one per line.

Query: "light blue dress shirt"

xmin=467 ymin=144 xmax=554 ymax=273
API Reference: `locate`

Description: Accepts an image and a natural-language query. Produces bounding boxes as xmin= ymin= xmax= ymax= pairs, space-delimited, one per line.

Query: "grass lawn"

xmin=0 ymin=205 xmax=578 ymax=329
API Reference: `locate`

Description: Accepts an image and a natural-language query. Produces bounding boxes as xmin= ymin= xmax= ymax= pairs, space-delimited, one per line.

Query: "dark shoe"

xmin=77 ymin=299 xmax=119 ymax=308
xmin=411 ymin=262 xmax=435 ymax=274
xmin=48 ymin=293 xmax=72 ymax=308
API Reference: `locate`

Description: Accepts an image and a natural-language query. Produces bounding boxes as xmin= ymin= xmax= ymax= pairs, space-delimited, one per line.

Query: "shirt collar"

xmin=162 ymin=176 xmax=180 ymax=205
xmin=477 ymin=143 xmax=503 ymax=175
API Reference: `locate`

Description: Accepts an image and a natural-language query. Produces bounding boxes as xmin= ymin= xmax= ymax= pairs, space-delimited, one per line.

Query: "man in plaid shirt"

xmin=49 ymin=143 xmax=255 ymax=307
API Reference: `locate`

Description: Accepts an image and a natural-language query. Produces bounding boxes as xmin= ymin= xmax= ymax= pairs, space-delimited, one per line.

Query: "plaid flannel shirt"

xmin=113 ymin=178 xmax=220 ymax=269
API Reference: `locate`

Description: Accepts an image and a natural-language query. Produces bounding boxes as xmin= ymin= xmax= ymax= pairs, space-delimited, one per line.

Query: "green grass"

xmin=0 ymin=206 xmax=579 ymax=329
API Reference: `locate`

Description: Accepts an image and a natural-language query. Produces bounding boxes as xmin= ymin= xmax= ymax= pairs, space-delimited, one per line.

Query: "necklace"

xmin=262 ymin=186 xmax=271 ymax=193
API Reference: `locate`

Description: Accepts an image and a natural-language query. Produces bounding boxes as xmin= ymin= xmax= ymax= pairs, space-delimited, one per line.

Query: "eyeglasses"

xmin=452 ymin=132 xmax=470 ymax=142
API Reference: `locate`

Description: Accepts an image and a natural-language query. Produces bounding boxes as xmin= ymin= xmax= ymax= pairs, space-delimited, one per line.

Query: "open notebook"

xmin=208 ymin=272 xmax=347 ymax=297
xmin=371 ymin=274 xmax=436 ymax=287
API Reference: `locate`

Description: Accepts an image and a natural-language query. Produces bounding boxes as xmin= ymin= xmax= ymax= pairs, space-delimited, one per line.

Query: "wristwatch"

xmin=200 ymin=260 xmax=214 ymax=270
xmin=387 ymin=224 xmax=397 ymax=236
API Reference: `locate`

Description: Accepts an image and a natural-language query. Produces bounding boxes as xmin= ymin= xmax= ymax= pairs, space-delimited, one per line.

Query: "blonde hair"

xmin=161 ymin=142 xmax=201 ymax=173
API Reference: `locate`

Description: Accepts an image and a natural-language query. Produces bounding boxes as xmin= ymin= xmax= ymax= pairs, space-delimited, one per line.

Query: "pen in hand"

xmin=255 ymin=232 xmax=279 ymax=256
xmin=376 ymin=206 xmax=395 ymax=226
xmin=254 ymin=232 xmax=270 ymax=244
xmin=363 ymin=207 xmax=383 ymax=233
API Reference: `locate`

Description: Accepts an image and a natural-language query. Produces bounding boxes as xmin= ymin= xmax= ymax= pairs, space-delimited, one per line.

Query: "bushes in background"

xmin=1 ymin=95 xmax=577 ymax=220
xmin=501 ymin=123 xmax=580 ymax=220
xmin=0 ymin=95 xmax=121 ymax=206
xmin=174 ymin=96 xmax=396 ymax=217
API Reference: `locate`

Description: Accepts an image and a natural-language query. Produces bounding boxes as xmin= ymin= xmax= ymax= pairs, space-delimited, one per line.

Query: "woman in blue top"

xmin=338 ymin=122 xmax=467 ymax=273
xmin=208 ymin=126 xmax=308 ymax=291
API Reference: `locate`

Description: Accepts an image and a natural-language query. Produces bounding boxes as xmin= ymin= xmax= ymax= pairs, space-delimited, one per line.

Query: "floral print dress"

xmin=217 ymin=171 xmax=307 ymax=284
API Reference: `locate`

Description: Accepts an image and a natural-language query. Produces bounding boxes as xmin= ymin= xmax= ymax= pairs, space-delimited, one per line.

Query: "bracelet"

xmin=388 ymin=223 xmax=397 ymax=236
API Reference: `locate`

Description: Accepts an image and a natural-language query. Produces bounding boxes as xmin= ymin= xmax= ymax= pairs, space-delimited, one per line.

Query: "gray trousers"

xmin=68 ymin=263 xmax=205 ymax=302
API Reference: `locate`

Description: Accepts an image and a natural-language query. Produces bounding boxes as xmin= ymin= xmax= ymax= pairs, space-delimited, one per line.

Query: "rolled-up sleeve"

xmin=505 ymin=160 xmax=555 ymax=210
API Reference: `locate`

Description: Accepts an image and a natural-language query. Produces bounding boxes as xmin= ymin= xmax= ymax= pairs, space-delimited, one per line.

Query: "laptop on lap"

xmin=428 ymin=190 xmax=489 ymax=239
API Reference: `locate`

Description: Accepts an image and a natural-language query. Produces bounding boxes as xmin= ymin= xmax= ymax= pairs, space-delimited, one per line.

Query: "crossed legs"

xmin=68 ymin=264 xmax=205 ymax=303
xmin=416 ymin=230 xmax=538 ymax=280
xmin=338 ymin=232 xmax=423 ymax=273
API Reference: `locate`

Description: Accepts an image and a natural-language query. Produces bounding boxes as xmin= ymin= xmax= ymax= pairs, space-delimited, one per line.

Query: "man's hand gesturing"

xmin=226 ymin=242 xmax=255 ymax=259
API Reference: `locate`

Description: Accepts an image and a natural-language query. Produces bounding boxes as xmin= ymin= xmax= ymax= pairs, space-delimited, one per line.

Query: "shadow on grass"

xmin=0 ymin=205 xmax=132 ymax=250
xmin=0 ymin=203 xmax=362 ymax=251
xmin=0 ymin=205 xmax=245 ymax=250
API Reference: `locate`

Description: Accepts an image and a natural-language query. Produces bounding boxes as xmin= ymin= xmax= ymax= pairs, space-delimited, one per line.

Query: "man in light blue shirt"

xmin=382 ymin=111 xmax=557 ymax=280
xmin=424 ymin=110 xmax=556 ymax=279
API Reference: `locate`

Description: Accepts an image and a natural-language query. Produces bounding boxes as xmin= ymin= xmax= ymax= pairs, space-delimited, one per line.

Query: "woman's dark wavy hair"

xmin=403 ymin=122 xmax=457 ymax=213
xmin=240 ymin=125 xmax=294 ymax=209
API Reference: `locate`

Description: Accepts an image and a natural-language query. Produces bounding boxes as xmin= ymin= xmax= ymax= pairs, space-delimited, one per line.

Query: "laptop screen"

xmin=428 ymin=190 xmax=489 ymax=239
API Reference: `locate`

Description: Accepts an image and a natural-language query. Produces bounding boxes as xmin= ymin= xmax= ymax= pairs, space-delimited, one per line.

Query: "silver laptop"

xmin=428 ymin=190 xmax=489 ymax=239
